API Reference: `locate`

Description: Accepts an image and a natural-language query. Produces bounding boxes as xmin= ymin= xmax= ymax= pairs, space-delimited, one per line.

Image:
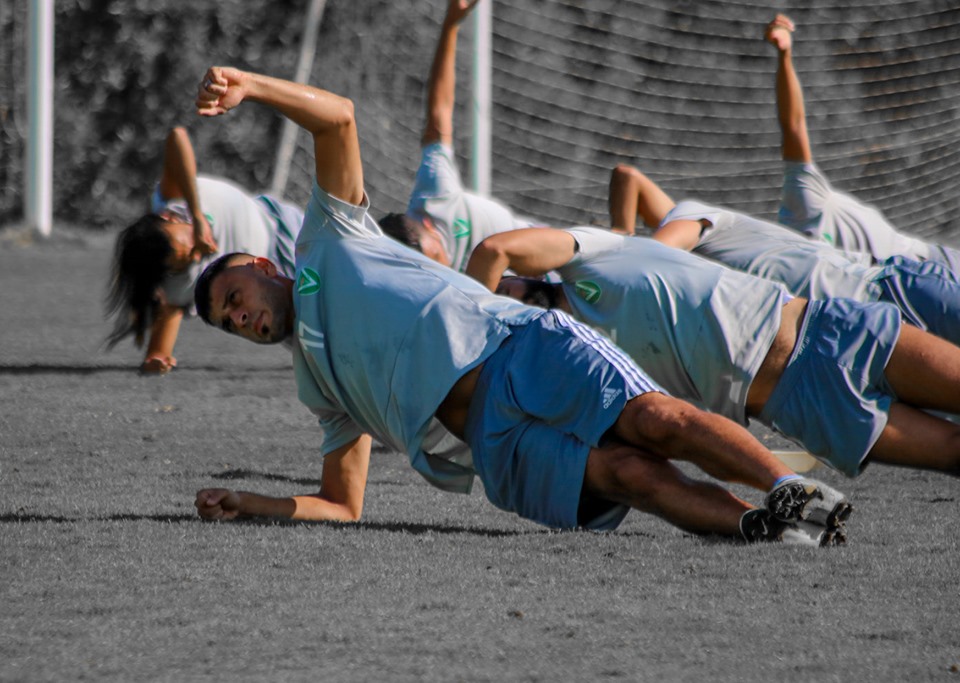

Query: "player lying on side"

xmin=467 ymin=225 xmax=960 ymax=480
xmin=609 ymin=163 xmax=960 ymax=351
xmin=105 ymin=126 xmax=303 ymax=374
xmin=763 ymin=14 xmax=960 ymax=273
xmin=188 ymin=64 xmax=850 ymax=545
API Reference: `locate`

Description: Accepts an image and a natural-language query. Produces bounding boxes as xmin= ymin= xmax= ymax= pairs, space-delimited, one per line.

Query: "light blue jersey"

xmin=407 ymin=143 xmax=537 ymax=272
xmin=779 ymin=162 xmax=960 ymax=273
xmin=153 ymin=175 xmax=303 ymax=309
xmin=558 ymin=228 xmax=787 ymax=424
xmin=293 ymin=182 xmax=542 ymax=494
xmin=664 ymin=200 xmax=881 ymax=302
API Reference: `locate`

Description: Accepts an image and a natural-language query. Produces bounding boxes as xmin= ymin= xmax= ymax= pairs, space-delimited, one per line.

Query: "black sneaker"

xmin=740 ymin=509 xmax=845 ymax=547
xmin=765 ymin=478 xmax=853 ymax=528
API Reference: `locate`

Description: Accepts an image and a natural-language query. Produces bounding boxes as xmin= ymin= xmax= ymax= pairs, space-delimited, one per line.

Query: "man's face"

xmin=495 ymin=276 xmax=558 ymax=309
xmin=207 ymin=259 xmax=293 ymax=344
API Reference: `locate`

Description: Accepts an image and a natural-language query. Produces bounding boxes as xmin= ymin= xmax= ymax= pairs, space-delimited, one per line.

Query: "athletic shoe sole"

xmin=766 ymin=478 xmax=853 ymax=529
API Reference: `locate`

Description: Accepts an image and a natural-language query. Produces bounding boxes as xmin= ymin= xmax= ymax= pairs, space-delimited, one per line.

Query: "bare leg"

xmin=611 ymin=392 xmax=795 ymax=491
xmin=765 ymin=14 xmax=813 ymax=163
xmin=884 ymin=323 xmax=960 ymax=413
xmin=608 ymin=163 xmax=676 ymax=234
xmin=583 ymin=442 xmax=751 ymax=535
xmin=869 ymin=403 xmax=960 ymax=474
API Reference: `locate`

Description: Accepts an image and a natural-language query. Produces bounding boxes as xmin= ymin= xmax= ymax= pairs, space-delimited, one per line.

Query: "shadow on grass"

xmin=0 ymin=363 xmax=288 ymax=375
xmin=0 ymin=512 xmax=664 ymax=539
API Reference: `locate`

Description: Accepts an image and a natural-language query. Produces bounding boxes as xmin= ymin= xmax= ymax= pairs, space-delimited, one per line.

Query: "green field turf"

xmin=1 ymin=228 xmax=958 ymax=681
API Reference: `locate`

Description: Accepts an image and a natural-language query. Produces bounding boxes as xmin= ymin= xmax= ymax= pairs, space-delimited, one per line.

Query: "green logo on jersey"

xmin=575 ymin=281 xmax=602 ymax=304
xmin=453 ymin=218 xmax=471 ymax=239
xmin=297 ymin=267 xmax=321 ymax=295
xmin=822 ymin=233 xmax=834 ymax=245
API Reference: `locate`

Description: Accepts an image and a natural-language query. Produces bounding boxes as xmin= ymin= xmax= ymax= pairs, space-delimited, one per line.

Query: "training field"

xmin=1 ymin=228 xmax=958 ymax=681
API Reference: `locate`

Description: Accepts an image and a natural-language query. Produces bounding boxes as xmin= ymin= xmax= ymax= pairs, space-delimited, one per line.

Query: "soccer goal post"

xmin=26 ymin=0 xmax=53 ymax=238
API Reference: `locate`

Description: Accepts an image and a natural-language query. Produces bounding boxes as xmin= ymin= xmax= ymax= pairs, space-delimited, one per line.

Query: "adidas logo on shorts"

xmin=602 ymin=387 xmax=623 ymax=409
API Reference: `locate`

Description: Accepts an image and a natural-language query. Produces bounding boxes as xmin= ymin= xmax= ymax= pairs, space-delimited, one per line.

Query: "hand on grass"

xmin=140 ymin=355 xmax=177 ymax=375
xmin=764 ymin=14 xmax=795 ymax=53
xmin=196 ymin=67 xmax=248 ymax=117
xmin=195 ymin=488 xmax=243 ymax=521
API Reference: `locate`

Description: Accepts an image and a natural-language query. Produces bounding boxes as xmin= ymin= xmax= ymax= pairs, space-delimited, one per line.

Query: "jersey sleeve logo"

xmin=297 ymin=267 xmax=322 ymax=295
xmin=574 ymin=280 xmax=602 ymax=304
xmin=452 ymin=218 xmax=471 ymax=239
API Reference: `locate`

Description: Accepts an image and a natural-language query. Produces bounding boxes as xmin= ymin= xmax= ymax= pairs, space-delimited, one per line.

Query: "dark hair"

xmin=379 ymin=212 xmax=423 ymax=249
xmin=104 ymin=214 xmax=172 ymax=349
xmin=194 ymin=252 xmax=249 ymax=325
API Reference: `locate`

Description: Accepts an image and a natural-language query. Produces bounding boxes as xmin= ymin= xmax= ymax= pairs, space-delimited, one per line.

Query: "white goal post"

xmin=26 ymin=0 xmax=53 ymax=238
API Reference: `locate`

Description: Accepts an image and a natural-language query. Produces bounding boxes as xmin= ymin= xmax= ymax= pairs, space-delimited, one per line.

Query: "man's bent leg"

xmin=583 ymin=441 xmax=750 ymax=536
xmin=611 ymin=392 xmax=793 ymax=491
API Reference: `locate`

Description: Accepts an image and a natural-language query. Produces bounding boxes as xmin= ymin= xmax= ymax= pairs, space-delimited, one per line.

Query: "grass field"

xmin=1 ymin=227 xmax=958 ymax=682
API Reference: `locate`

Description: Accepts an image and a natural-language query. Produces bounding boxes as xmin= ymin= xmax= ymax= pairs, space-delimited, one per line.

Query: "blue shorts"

xmin=464 ymin=311 xmax=662 ymax=530
xmin=875 ymin=255 xmax=960 ymax=346
xmin=759 ymin=298 xmax=901 ymax=477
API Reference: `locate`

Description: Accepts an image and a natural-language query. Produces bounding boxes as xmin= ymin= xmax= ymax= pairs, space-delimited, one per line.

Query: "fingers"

xmin=141 ymin=357 xmax=173 ymax=374
xmin=195 ymin=66 xmax=229 ymax=116
xmin=195 ymin=489 xmax=239 ymax=521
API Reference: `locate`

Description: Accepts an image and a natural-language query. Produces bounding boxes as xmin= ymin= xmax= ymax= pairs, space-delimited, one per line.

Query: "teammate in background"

xmin=378 ymin=0 xmax=557 ymax=272
xmin=608 ymin=163 xmax=960 ymax=350
xmin=764 ymin=14 xmax=960 ymax=271
xmin=189 ymin=64 xmax=849 ymax=545
xmin=467 ymin=226 xmax=960 ymax=479
xmin=105 ymin=127 xmax=303 ymax=374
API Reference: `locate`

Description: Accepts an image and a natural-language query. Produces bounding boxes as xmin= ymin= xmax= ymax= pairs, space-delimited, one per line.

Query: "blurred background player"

xmin=105 ymin=126 xmax=303 ymax=373
xmin=765 ymin=14 xmax=960 ymax=272
xmin=378 ymin=0 xmax=556 ymax=271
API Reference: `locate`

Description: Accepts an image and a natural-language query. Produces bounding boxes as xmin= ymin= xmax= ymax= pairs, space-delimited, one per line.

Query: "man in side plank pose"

xmin=187 ymin=64 xmax=848 ymax=545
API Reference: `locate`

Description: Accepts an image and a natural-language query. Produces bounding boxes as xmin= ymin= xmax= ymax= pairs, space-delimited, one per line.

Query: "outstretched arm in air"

xmin=765 ymin=14 xmax=812 ymax=163
xmin=421 ymin=0 xmax=482 ymax=147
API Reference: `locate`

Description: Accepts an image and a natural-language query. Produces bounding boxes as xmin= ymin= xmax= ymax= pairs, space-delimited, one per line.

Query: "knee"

xmin=616 ymin=392 xmax=695 ymax=449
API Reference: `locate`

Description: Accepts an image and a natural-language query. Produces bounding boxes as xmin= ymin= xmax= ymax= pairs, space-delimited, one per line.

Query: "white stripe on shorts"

xmin=552 ymin=311 xmax=660 ymax=397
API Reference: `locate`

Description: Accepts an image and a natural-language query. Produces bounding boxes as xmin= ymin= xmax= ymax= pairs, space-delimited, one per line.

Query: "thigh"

xmin=493 ymin=311 xmax=662 ymax=447
xmin=469 ymin=417 xmax=628 ymax=530
xmin=868 ymin=402 xmax=960 ymax=473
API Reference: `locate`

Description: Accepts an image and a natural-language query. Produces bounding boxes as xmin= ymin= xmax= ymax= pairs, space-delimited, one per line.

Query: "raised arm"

xmin=765 ymin=14 xmax=812 ymax=163
xmin=421 ymin=0 xmax=481 ymax=147
xmin=157 ymin=127 xmax=218 ymax=257
xmin=196 ymin=67 xmax=364 ymax=205
xmin=465 ymin=228 xmax=577 ymax=291
xmin=194 ymin=433 xmax=373 ymax=522
xmin=651 ymin=219 xmax=704 ymax=252
xmin=608 ymin=163 xmax=677 ymax=234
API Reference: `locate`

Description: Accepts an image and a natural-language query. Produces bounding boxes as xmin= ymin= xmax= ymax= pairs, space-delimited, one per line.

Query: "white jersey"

xmin=152 ymin=175 xmax=302 ymax=310
xmin=559 ymin=228 xmax=787 ymax=424
xmin=406 ymin=143 xmax=537 ymax=272
xmin=778 ymin=162 xmax=960 ymax=272
xmin=664 ymin=200 xmax=884 ymax=302
xmin=293 ymin=182 xmax=542 ymax=494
